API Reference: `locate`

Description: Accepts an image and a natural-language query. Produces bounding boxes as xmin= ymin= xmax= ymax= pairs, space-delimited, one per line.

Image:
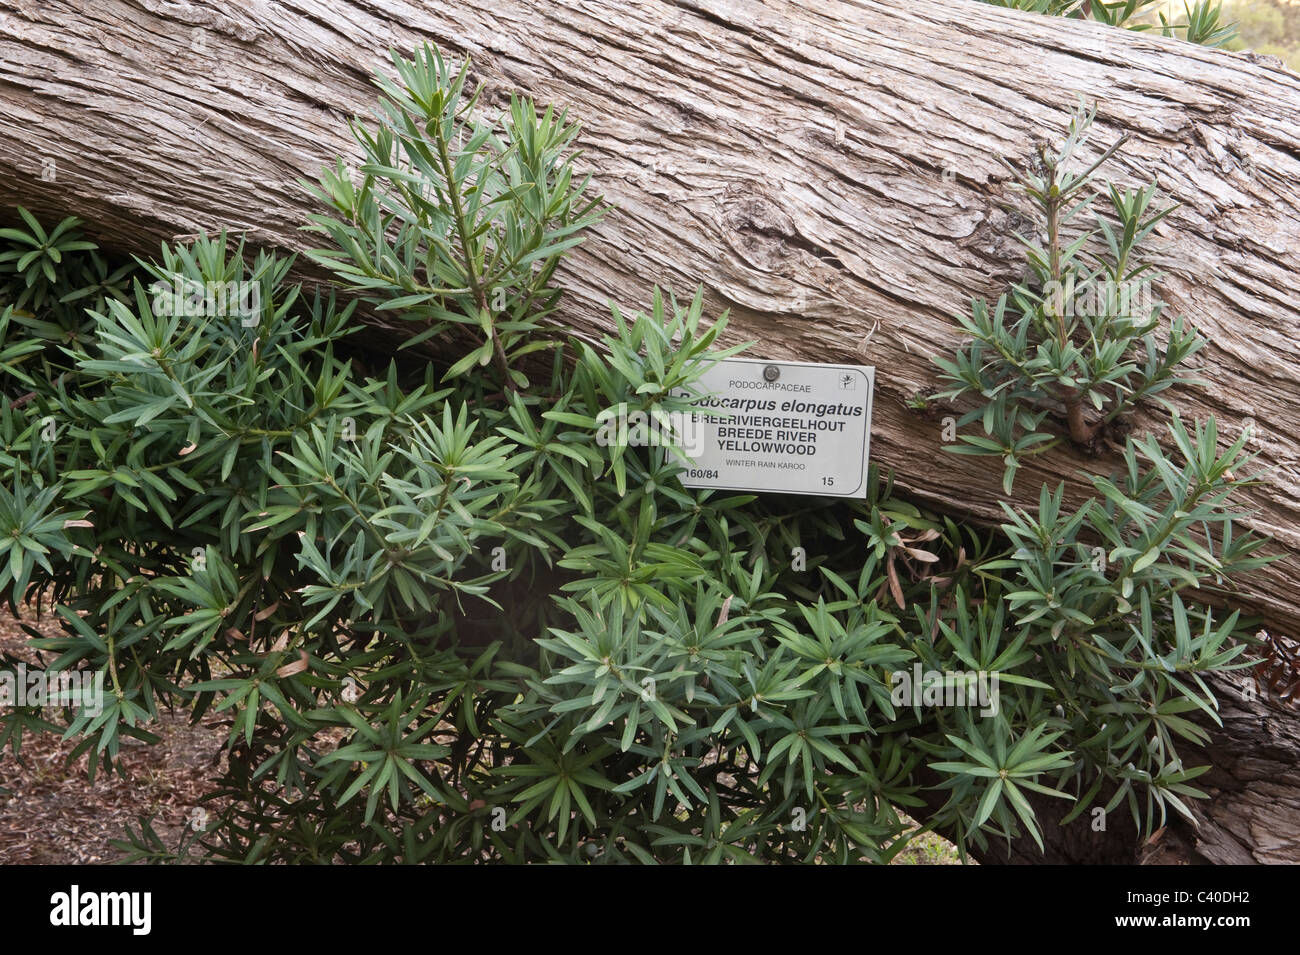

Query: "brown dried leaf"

xmin=716 ymin=594 xmax=734 ymax=628
xmin=887 ymin=555 xmax=904 ymax=609
xmin=275 ymin=650 xmax=308 ymax=679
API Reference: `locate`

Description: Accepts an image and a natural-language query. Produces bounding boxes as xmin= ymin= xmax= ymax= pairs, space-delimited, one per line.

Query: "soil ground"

xmin=0 ymin=611 xmax=960 ymax=864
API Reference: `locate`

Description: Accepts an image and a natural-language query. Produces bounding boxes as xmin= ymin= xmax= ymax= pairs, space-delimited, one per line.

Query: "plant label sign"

xmin=674 ymin=358 xmax=875 ymax=497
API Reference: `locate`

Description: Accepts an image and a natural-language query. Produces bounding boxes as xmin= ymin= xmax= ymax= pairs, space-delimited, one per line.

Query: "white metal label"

xmin=674 ymin=358 xmax=874 ymax=497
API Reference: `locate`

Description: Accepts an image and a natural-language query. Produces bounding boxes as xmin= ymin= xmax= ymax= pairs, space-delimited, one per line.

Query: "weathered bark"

xmin=934 ymin=670 xmax=1300 ymax=865
xmin=1154 ymin=671 xmax=1300 ymax=865
xmin=0 ymin=0 xmax=1298 ymax=863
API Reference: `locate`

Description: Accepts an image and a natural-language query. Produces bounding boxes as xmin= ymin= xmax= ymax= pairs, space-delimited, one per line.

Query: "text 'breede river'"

xmin=693 ymin=394 xmax=865 ymax=456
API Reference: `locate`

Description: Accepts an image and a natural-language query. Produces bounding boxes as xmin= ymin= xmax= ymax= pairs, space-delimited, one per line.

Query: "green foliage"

xmin=303 ymin=44 xmax=605 ymax=392
xmin=1223 ymin=0 xmax=1300 ymax=71
xmin=0 ymin=44 xmax=1274 ymax=865
xmin=983 ymin=0 xmax=1094 ymax=15
xmin=981 ymin=0 xmax=1239 ymax=46
xmin=933 ymin=104 xmax=1205 ymax=492
xmin=1158 ymin=1 xmax=1239 ymax=45
xmin=0 ymin=210 xmax=134 ymax=388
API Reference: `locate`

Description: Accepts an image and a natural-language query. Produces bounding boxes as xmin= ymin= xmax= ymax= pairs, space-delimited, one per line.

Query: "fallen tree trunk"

xmin=0 ymin=0 xmax=1297 ymax=863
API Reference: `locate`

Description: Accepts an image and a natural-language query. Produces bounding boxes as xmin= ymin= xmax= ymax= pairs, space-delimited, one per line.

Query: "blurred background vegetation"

xmin=1152 ymin=0 xmax=1300 ymax=68
xmin=1222 ymin=0 xmax=1300 ymax=68
xmin=988 ymin=1 xmax=1300 ymax=69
